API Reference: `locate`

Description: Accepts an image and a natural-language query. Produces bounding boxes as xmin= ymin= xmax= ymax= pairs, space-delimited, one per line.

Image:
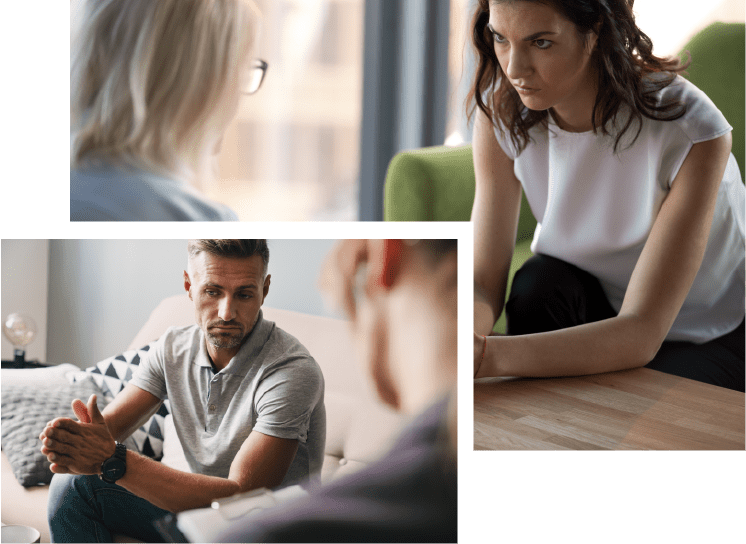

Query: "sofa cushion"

xmin=1 ymin=376 xmax=108 ymax=487
xmin=1 ymin=363 xmax=81 ymax=387
xmin=71 ymin=344 xmax=170 ymax=460
xmin=160 ymin=414 xmax=191 ymax=473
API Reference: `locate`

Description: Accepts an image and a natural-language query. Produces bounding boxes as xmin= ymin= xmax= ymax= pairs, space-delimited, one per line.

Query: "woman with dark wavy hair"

xmin=472 ymin=0 xmax=745 ymax=391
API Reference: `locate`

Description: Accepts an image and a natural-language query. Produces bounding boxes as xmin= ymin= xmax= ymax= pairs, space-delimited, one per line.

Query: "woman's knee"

xmin=647 ymin=341 xmax=745 ymax=392
xmin=506 ymin=255 xmax=578 ymax=323
xmin=509 ymin=255 xmax=559 ymax=306
xmin=506 ymin=254 xmax=609 ymax=334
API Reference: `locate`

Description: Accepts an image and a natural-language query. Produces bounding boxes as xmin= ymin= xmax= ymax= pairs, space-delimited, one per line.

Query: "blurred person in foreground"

xmin=215 ymin=239 xmax=458 ymax=543
xmin=70 ymin=0 xmax=265 ymax=221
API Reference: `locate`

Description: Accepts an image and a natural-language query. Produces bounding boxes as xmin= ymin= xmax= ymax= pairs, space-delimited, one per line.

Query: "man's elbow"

xmin=223 ymin=478 xmax=245 ymax=496
xmin=229 ymin=474 xmax=279 ymax=496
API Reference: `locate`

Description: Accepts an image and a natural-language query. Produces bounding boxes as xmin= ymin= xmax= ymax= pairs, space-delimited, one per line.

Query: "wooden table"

xmin=474 ymin=368 xmax=745 ymax=450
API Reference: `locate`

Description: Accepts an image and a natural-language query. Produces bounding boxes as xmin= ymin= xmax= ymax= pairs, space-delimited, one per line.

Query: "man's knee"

xmin=48 ymin=474 xmax=91 ymax=523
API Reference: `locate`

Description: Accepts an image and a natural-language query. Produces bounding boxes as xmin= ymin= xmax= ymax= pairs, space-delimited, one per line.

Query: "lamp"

xmin=3 ymin=313 xmax=37 ymax=367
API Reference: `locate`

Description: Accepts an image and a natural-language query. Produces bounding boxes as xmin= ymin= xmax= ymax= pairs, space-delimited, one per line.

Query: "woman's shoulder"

xmin=652 ymin=75 xmax=732 ymax=143
xmin=70 ymin=162 xmax=237 ymax=221
xmin=486 ymin=107 xmax=535 ymax=161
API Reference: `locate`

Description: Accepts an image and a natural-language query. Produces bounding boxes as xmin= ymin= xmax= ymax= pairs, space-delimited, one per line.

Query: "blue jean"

xmin=47 ymin=473 xmax=171 ymax=543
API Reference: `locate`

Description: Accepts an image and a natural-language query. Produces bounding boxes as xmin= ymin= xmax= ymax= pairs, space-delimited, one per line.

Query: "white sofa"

xmin=1 ymin=294 xmax=405 ymax=543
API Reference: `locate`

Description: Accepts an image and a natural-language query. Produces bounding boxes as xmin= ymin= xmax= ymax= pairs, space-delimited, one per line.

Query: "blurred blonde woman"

xmin=70 ymin=0 xmax=265 ymax=221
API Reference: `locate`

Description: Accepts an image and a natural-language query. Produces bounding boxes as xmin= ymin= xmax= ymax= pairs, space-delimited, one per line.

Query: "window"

xmin=208 ymin=0 xmax=364 ymax=220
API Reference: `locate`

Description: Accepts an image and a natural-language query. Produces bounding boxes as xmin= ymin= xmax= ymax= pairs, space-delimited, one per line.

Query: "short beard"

xmin=204 ymin=313 xmax=259 ymax=351
xmin=206 ymin=330 xmax=246 ymax=350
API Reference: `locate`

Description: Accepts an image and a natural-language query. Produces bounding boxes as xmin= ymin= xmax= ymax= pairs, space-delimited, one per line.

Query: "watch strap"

xmin=113 ymin=441 xmax=127 ymax=461
xmin=100 ymin=442 xmax=127 ymax=483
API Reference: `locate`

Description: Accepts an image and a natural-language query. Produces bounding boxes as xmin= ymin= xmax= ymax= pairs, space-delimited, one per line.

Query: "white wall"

xmin=263 ymin=239 xmax=339 ymax=317
xmin=1 ymin=240 xmax=50 ymax=362
xmin=44 ymin=239 xmax=339 ymax=368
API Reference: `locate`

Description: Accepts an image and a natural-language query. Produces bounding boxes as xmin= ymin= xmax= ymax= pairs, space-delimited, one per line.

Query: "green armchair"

xmin=383 ymin=144 xmax=535 ymax=333
xmin=681 ymin=22 xmax=744 ymax=176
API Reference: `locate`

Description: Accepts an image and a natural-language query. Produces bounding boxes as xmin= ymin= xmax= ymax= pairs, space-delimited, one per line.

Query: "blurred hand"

xmin=318 ymin=239 xmax=369 ymax=322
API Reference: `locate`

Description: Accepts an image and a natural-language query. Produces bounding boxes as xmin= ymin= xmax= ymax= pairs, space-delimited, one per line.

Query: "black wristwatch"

xmin=100 ymin=442 xmax=127 ymax=483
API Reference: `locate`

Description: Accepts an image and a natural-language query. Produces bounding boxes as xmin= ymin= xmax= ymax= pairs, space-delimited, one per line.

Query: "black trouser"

xmin=505 ymin=254 xmax=745 ymax=392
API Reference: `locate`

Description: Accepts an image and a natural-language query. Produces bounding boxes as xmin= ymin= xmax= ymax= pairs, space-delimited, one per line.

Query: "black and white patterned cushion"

xmin=72 ymin=344 xmax=170 ymax=460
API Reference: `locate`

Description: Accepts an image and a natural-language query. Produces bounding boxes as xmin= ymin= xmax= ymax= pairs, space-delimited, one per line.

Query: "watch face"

xmin=102 ymin=458 xmax=126 ymax=482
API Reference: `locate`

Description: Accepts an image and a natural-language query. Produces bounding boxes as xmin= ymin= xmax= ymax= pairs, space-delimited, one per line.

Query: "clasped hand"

xmin=39 ymin=394 xmax=115 ymax=475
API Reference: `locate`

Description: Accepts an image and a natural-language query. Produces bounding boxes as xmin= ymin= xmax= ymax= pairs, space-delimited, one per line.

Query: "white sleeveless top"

xmin=493 ymin=76 xmax=745 ymax=343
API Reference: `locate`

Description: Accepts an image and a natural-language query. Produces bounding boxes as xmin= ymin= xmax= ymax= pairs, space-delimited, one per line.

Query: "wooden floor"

xmin=474 ymin=368 xmax=745 ymax=450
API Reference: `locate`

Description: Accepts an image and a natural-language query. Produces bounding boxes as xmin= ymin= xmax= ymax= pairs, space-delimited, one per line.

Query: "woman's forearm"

xmin=474 ymin=295 xmax=498 ymax=337
xmin=475 ymin=314 xmax=661 ymax=378
xmin=474 ymin=279 xmax=504 ymax=336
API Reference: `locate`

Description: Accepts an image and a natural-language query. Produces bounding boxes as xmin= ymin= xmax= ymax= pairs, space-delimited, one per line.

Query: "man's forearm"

xmin=117 ymin=450 xmax=241 ymax=513
xmin=101 ymin=384 xmax=163 ymax=443
xmin=103 ymin=414 xmax=141 ymax=444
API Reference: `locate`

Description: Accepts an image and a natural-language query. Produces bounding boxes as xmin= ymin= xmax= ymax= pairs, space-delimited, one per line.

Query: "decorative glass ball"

xmin=3 ymin=313 xmax=37 ymax=348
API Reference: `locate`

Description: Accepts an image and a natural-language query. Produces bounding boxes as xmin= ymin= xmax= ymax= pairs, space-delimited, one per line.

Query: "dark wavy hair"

xmin=466 ymin=0 xmax=689 ymax=153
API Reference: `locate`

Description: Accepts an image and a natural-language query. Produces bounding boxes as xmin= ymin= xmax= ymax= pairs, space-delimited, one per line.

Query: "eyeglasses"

xmin=243 ymin=59 xmax=268 ymax=95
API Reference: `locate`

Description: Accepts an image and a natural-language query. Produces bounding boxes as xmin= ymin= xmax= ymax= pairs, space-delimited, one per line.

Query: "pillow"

xmin=1 ymin=363 xmax=80 ymax=463
xmin=71 ymin=344 xmax=170 ymax=460
xmin=1 ymin=376 xmax=108 ymax=487
xmin=1 ymin=363 xmax=81 ymax=387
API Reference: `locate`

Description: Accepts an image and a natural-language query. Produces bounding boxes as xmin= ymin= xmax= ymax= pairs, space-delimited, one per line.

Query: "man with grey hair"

xmin=41 ymin=239 xmax=326 ymax=543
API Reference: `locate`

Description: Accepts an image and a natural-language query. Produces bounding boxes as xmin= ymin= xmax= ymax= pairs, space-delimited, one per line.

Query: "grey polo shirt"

xmin=129 ymin=311 xmax=326 ymax=489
